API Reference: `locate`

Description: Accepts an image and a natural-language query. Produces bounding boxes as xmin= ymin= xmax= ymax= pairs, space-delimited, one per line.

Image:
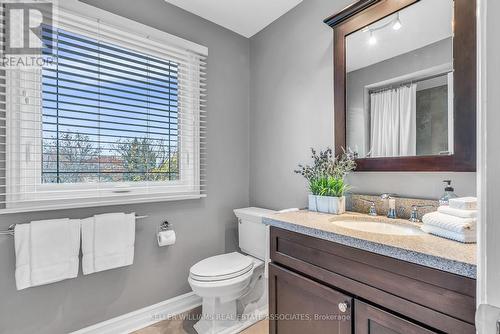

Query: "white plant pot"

xmin=329 ymin=196 xmax=346 ymax=215
xmin=312 ymin=195 xmax=346 ymax=214
xmin=308 ymin=194 xmax=317 ymax=211
xmin=315 ymin=195 xmax=330 ymax=213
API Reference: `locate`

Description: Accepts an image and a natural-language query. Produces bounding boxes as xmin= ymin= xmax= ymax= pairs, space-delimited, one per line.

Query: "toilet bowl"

xmin=189 ymin=253 xmax=264 ymax=334
xmin=188 ymin=207 xmax=275 ymax=334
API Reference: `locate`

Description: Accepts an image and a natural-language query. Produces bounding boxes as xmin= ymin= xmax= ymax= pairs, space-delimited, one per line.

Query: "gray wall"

xmin=346 ymin=38 xmax=452 ymax=157
xmin=249 ymin=0 xmax=476 ymax=210
xmin=0 ymin=0 xmax=250 ymax=333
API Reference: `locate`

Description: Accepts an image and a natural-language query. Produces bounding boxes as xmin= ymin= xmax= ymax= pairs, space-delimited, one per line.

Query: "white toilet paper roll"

xmin=157 ymin=230 xmax=176 ymax=247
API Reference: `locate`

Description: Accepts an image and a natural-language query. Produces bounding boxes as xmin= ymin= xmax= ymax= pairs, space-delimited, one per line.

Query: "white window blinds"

xmin=0 ymin=4 xmax=207 ymax=213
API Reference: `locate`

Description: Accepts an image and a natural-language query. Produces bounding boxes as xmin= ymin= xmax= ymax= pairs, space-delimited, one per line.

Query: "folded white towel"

xmin=437 ymin=206 xmax=477 ymax=218
xmin=81 ymin=212 xmax=135 ymax=275
xmin=421 ymin=224 xmax=476 ymax=243
xmin=422 ymin=211 xmax=476 ymax=233
xmin=449 ymin=197 xmax=477 ymax=210
xmin=15 ymin=218 xmax=80 ymax=290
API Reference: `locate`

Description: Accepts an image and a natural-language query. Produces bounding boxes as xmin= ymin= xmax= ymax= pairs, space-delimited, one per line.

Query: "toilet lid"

xmin=190 ymin=252 xmax=254 ymax=282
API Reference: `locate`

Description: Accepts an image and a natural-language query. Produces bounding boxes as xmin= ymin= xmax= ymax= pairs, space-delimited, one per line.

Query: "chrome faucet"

xmin=409 ymin=205 xmax=436 ymax=223
xmin=380 ymin=193 xmax=397 ymax=219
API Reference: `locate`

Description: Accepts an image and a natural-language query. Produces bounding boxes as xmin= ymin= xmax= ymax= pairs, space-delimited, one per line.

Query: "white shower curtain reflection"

xmin=370 ymin=84 xmax=416 ymax=157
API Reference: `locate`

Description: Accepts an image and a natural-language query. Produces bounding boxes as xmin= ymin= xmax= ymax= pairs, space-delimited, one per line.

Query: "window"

xmin=41 ymin=28 xmax=180 ymax=184
xmin=1 ymin=2 xmax=207 ymax=213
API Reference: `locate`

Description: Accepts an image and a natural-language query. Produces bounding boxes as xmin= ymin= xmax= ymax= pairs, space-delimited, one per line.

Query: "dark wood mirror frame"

xmin=324 ymin=0 xmax=476 ymax=172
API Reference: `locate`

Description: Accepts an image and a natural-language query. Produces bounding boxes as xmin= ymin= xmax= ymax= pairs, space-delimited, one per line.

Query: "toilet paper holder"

xmin=157 ymin=221 xmax=175 ymax=247
xmin=159 ymin=221 xmax=172 ymax=232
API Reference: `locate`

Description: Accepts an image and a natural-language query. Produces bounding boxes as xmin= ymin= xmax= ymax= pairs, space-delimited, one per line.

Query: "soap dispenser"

xmin=439 ymin=180 xmax=458 ymax=206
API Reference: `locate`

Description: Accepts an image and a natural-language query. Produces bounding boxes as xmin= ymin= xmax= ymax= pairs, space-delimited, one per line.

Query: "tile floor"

xmin=133 ymin=307 xmax=268 ymax=334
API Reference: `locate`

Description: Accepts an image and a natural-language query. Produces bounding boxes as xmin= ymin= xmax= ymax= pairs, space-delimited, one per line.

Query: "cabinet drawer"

xmin=269 ymin=263 xmax=352 ymax=334
xmin=270 ymin=227 xmax=476 ymax=334
xmin=355 ymin=301 xmax=438 ymax=334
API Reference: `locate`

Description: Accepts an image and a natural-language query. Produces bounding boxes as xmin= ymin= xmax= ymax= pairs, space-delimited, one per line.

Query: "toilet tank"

xmin=234 ymin=207 xmax=276 ymax=261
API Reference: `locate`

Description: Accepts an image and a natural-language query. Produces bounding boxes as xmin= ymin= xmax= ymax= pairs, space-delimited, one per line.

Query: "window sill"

xmin=0 ymin=194 xmax=207 ymax=215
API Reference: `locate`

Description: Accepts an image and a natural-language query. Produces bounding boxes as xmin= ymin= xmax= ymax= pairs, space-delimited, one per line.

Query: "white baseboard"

xmin=71 ymin=292 xmax=202 ymax=334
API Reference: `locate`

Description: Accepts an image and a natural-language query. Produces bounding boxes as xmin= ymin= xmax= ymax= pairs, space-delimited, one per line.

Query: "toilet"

xmin=188 ymin=207 xmax=275 ymax=334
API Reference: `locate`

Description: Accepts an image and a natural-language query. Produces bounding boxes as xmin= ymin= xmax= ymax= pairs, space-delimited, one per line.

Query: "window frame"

xmin=4 ymin=0 xmax=206 ymax=212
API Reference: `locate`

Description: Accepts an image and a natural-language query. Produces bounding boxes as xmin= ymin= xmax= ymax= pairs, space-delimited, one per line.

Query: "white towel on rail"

xmin=421 ymin=224 xmax=476 ymax=243
xmin=437 ymin=205 xmax=477 ymax=219
xmin=81 ymin=212 xmax=135 ymax=275
xmin=422 ymin=211 xmax=476 ymax=233
xmin=14 ymin=218 xmax=81 ymax=290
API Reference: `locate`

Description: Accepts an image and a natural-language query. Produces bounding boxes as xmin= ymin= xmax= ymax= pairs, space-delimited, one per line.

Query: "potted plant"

xmin=295 ymin=148 xmax=356 ymax=214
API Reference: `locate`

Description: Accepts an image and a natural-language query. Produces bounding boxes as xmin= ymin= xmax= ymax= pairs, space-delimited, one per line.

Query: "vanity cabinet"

xmin=268 ymin=227 xmax=476 ymax=334
xmin=269 ymin=263 xmax=352 ymax=334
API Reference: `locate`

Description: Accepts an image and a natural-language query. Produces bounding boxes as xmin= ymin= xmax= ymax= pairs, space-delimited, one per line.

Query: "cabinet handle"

xmin=338 ymin=301 xmax=349 ymax=313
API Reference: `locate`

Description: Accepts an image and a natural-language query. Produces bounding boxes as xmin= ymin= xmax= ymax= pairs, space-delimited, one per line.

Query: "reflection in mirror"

xmin=346 ymin=0 xmax=454 ymax=159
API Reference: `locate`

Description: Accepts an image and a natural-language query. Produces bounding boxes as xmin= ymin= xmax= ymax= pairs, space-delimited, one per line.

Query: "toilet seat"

xmin=189 ymin=252 xmax=254 ymax=282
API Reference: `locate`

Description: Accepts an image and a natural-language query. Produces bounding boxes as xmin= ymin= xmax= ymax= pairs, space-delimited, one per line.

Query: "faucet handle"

xmin=368 ymin=202 xmax=377 ymax=216
xmin=359 ymin=198 xmax=377 ymax=216
xmin=409 ymin=204 xmax=435 ymax=223
xmin=409 ymin=205 xmax=420 ymax=223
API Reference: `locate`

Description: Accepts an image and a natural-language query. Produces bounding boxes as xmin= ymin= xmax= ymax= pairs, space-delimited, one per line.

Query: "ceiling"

xmin=346 ymin=0 xmax=453 ymax=72
xmin=163 ymin=0 xmax=303 ymax=38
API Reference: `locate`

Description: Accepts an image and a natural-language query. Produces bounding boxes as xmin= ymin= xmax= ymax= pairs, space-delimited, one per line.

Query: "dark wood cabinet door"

xmin=269 ymin=263 xmax=352 ymax=334
xmin=355 ymin=301 xmax=438 ymax=334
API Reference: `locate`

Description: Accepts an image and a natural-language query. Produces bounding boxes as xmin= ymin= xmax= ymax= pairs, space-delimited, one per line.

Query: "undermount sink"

xmin=330 ymin=219 xmax=424 ymax=236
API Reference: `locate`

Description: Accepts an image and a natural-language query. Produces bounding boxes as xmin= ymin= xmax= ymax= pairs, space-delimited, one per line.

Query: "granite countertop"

xmin=263 ymin=210 xmax=476 ymax=279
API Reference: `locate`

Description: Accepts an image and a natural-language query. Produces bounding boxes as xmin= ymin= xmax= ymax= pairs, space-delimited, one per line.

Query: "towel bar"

xmin=0 ymin=214 xmax=149 ymax=236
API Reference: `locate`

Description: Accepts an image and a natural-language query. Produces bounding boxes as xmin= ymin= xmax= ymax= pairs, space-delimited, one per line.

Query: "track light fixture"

xmin=393 ymin=13 xmax=402 ymax=30
xmin=366 ymin=12 xmax=402 ymax=45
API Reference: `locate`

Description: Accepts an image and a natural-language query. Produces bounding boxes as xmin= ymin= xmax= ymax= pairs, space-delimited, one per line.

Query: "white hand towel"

xmin=437 ymin=206 xmax=477 ymax=218
xmin=81 ymin=212 xmax=135 ymax=275
xmin=422 ymin=211 xmax=476 ymax=233
xmin=449 ymin=197 xmax=477 ymax=210
xmin=15 ymin=218 xmax=80 ymax=290
xmin=421 ymin=224 xmax=476 ymax=243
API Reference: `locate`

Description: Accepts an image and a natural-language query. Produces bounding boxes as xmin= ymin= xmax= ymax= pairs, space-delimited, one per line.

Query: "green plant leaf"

xmin=309 ymin=175 xmax=350 ymax=197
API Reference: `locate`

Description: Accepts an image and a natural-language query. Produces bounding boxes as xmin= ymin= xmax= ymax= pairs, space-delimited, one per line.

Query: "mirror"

xmin=345 ymin=0 xmax=454 ymax=159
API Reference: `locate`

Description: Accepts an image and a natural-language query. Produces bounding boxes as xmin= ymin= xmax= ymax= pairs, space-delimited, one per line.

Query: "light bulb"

xmin=393 ymin=13 xmax=402 ymax=30
xmin=393 ymin=19 xmax=402 ymax=30
xmin=368 ymin=31 xmax=377 ymax=45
